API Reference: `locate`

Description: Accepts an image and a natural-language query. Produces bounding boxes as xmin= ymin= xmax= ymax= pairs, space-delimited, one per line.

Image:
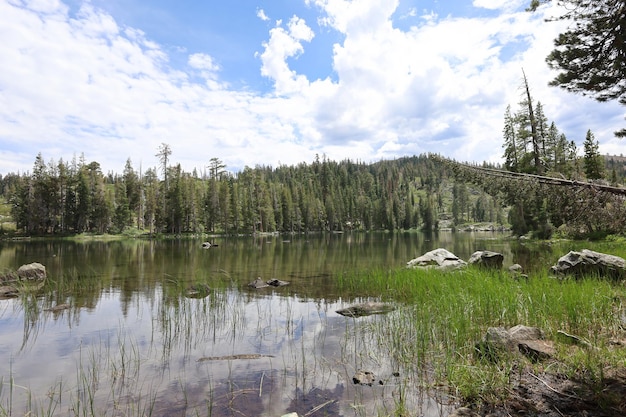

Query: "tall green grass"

xmin=337 ymin=265 xmax=626 ymax=405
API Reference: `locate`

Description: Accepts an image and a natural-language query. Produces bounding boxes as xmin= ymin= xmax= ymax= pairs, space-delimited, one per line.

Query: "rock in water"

xmin=336 ymin=302 xmax=395 ymax=317
xmin=407 ymin=248 xmax=467 ymax=271
xmin=352 ymin=370 xmax=376 ymax=386
xmin=468 ymin=250 xmax=504 ymax=269
xmin=551 ymin=249 xmax=626 ymax=280
xmin=266 ymin=279 xmax=289 ymax=287
xmin=248 ymin=277 xmax=269 ymax=289
xmin=16 ymin=263 xmax=47 ymax=280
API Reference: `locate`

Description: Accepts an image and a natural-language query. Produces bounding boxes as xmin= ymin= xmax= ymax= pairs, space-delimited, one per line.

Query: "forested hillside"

xmin=0 ymin=153 xmax=461 ymax=235
xmin=0 ymin=150 xmax=624 ymax=238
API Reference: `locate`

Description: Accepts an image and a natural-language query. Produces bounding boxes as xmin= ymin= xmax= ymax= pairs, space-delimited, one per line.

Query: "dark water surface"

xmin=0 ymin=232 xmax=580 ymax=416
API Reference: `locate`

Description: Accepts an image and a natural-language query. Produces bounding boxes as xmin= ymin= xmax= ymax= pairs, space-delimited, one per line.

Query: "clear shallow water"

xmin=0 ymin=232 xmax=581 ymax=416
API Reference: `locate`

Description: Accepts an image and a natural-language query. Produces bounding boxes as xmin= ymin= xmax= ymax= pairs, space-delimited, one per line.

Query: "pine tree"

xmin=583 ymin=129 xmax=605 ymax=180
xmin=530 ymin=0 xmax=626 ymax=137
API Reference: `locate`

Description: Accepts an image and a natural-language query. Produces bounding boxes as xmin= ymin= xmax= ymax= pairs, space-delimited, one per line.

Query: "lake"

xmin=0 ymin=232 xmax=581 ymax=416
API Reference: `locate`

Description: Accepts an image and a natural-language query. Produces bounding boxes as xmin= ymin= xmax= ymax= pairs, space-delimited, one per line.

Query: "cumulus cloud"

xmin=256 ymin=8 xmax=269 ymax=21
xmin=258 ymin=16 xmax=314 ymax=95
xmin=473 ymin=0 xmax=526 ymax=11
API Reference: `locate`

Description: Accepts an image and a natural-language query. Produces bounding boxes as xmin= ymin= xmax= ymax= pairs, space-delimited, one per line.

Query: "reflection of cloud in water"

xmin=0 ymin=288 xmax=452 ymax=416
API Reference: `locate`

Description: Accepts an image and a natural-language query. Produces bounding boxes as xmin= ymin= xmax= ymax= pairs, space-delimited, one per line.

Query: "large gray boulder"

xmin=551 ymin=249 xmax=626 ymax=280
xmin=407 ymin=248 xmax=467 ymax=271
xmin=468 ymin=250 xmax=504 ymax=269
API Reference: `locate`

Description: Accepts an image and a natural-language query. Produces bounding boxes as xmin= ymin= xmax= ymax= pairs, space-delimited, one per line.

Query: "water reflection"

xmin=0 ymin=232 xmax=581 ymax=416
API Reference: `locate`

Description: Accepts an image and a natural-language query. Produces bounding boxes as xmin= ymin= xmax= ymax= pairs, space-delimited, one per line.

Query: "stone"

xmin=248 ymin=277 xmax=269 ymax=289
xmin=185 ymin=284 xmax=211 ymax=298
xmin=449 ymin=407 xmax=480 ymax=417
xmin=406 ymin=248 xmax=467 ymax=271
xmin=0 ymin=286 xmax=19 ymax=298
xmin=476 ymin=325 xmax=553 ymax=362
xmin=336 ymin=302 xmax=396 ymax=317
xmin=509 ymin=324 xmax=544 ymax=341
xmin=16 ymin=263 xmax=47 ymax=281
xmin=508 ymin=263 xmax=528 ymax=279
xmin=551 ymin=249 xmax=626 ymax=280
xmin=352 ymin=370 xmax=376 ymax=386
xmin=468 ymin=251 xmax=504 ymax=269
xmin=518 ymin=340 xmax=555 ymax=362
xmin=266 ymin=279 xmax=289 ymax=287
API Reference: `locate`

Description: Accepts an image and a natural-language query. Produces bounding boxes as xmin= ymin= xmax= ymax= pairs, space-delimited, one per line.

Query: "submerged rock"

xmin=197 ymin=353 xmax=275 ymax=362
xmin=352 ymin=370 xmax=376 ymax=386
xmin=406 ymin=248 xmax=467 ymax=271
xmin=336 ymin=302 xmax=395 ymax=317
xmin=551 ymin=249 xmax=626 ymax=280
xmin=185 ymin=283 xmax=211 ymax=298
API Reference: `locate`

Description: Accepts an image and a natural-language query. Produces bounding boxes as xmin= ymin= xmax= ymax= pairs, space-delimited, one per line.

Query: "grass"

xmin=337 ymin=264 xmax=626 ymax=407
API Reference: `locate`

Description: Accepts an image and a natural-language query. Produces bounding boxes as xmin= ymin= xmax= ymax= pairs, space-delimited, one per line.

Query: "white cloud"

xmin=0 ymin=0 xmax=624 ymax=176
xmin=256 ymin=8 xmax=269 ymax=21
xmin=472 ymin=0 xmax=526 ymax=11
xmin=258 ymin=16 xmax=314 ymax=95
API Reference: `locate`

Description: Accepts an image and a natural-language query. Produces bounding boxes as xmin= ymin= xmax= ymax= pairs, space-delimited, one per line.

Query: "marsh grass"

xmin=337 ymin=265 xmax=626 ymax=405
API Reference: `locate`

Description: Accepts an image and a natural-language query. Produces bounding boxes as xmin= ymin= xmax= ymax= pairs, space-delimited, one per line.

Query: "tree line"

xmin=0 ymin=152 xmax=482 ymax=236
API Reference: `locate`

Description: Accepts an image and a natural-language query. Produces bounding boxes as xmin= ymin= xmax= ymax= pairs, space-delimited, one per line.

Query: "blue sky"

xmin=1 ymin=0 xmax=624 ymax=175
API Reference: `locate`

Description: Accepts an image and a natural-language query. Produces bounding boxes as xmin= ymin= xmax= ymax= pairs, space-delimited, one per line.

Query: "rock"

xmin=407 ymin=248 xmax=467 ymax=271
xmin=185 ymin=283 xmax=211 ymax=298
xmin=281 ymin=413 xmax=299 ymax=417
xmin=476 ymin=325 xmax=553 ymax=362
xmin=336 ymin=302 xmax=396 ymax=317
xmin=16 ymin=263 xmax=47 ymax=281
xmin=352 ymin=370 xmax=376 ymax=386
xmin=197 ymin=353 xmax=275 ymax=362
xmin=201 ymin=242 xmax=218 ymax=248
xmin=449 ymin=407 xmax=480 ymax=417
xmin=248 ymin=277 xmax=269 ymax=289
xmin=551 ymin=249 xmax=626 ymax=280
xmin=266 ymin=279 xmax=289 ymax=287
xmin=468 ymin=251 xmax=504 ymax=269
xmin=518 ymin=340 xmax=555 ymax=362
xmin=509 ymin=324 xmax=544 ymax=341
xmin=0 ymin=285 xmax=19 ymax=298
xmin=508 ymin=263 xmax=528 ymax=279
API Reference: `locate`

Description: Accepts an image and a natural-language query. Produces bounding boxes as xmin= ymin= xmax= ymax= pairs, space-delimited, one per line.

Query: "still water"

xmin=0 ymin=232 xmax=573 ymax=416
